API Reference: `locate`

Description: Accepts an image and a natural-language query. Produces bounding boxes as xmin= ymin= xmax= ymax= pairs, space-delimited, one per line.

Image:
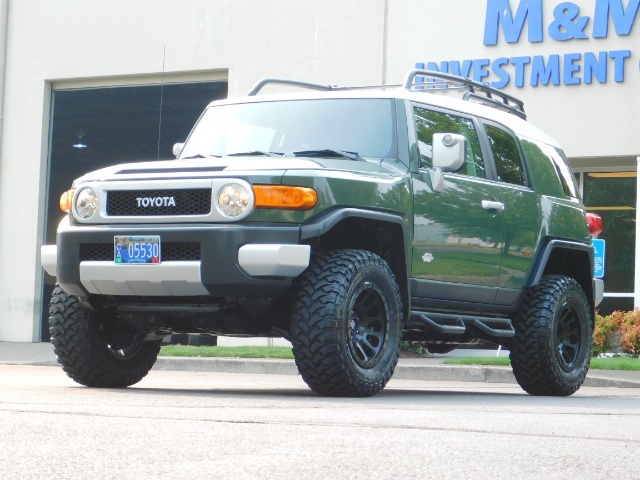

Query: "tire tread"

xmin=49 ymin=285 xmax=160 ymax=388
xmin=509 ymin=275 xmax=592 ymax=396
xmin=291 ymin=250 xmax=402 ymax=397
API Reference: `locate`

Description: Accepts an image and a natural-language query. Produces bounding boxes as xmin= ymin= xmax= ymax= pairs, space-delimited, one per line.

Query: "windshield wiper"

xmin=292 ymin=149 xmax=364 ymax=161
xmin=227 ymin=151 xmax=284 ymax=157
xmin=181 ymin=154 xmax=222 ymax=159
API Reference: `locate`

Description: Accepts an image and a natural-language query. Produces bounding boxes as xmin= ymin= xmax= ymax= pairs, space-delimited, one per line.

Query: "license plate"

xmin=114 ymin=236 xmax=161 ymax=264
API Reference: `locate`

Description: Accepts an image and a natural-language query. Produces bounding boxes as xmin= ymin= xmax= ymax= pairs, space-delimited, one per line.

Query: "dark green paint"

xmin=237 ymin=100 xmax=591 ymax=297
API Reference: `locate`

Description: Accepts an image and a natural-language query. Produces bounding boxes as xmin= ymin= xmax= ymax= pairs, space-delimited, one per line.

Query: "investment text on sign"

xmin=416 ymin=0 xmax=639 ymax=88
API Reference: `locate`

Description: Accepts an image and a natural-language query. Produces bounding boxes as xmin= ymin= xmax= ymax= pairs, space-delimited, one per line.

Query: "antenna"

xmin=157 ymin=45 xmax=166 ymax=160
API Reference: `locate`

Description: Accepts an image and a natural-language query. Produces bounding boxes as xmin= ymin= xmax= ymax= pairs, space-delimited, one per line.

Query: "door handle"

xmin=482 ymin=200 xmax=505 ymax=212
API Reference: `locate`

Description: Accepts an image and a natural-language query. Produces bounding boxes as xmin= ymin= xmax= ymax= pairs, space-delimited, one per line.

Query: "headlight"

xmin=75 ymin=187 xmax=98 ymax=219
xmin=217 ymin=183 xmax=252 ymax=219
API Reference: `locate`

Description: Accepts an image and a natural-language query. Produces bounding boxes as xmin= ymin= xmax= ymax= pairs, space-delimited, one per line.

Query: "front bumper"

xmin=42 ymin=217 xmax=310 ymax=298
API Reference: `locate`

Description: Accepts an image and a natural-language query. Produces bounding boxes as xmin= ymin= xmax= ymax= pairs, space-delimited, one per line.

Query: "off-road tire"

xmin=509 ymin=275 xmax=592 ymax=396
xmin=49 ymin=285 xmax=161 ymax=388
xmin=291 ymin=249 xmax=403 ymax=397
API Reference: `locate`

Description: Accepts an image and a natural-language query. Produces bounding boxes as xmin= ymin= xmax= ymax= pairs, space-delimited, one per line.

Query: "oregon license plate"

xmin=114 ymin=236 xmax=161 ymax=264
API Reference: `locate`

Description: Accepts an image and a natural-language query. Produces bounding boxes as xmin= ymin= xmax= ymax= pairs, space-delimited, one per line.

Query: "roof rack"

xmin=247 ymin=78 xmax=335 ymax=97
xmin=247 ymin=70 xmax=526 ymax=120
xmin=248 ymin=78 xmax=413 ymax=97
xmin=403 ymin=69 xmax=526 ymax=120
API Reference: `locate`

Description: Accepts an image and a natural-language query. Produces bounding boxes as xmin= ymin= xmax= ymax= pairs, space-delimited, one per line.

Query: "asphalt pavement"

xmin=1 ymin=341 xmax=639 ymax=389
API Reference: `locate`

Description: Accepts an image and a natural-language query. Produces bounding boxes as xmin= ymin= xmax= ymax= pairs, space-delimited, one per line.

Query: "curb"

xmin=154 ymin=357 xmax=299 ymax=376
xmin=393 ymin=364 xmax=517 ymax=384
xmin=582 ymin=375 xmax=640 ymax=388
xmin=5 ymin=354 xmax=639 ymax=389
xmin=152 ymin=357 xmax=640 ymax=388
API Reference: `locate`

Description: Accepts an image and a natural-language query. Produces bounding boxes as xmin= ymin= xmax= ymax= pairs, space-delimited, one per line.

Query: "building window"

xmin=583 ymin=171 xmax=636 ymax=315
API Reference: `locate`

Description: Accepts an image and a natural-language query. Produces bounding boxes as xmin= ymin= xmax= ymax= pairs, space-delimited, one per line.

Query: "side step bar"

xmin=409 ymin=312 xmax=515 ymax=339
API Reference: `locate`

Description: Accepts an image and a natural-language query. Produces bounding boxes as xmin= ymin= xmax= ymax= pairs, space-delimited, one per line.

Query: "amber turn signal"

xmin=59 ymin=189 xmax=75 ymax=213
xmin=252 ymin=185 xmax=317 ymax=209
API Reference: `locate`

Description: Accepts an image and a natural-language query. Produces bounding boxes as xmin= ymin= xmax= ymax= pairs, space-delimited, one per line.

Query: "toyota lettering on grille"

xmin=136 ymin=197 xmax=177 ymax=208
xmin=106 ymin=189 xmax=211 ymax=216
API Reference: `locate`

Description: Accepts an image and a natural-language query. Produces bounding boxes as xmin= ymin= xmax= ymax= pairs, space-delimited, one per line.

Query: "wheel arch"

xmin=300 ymin=208 xmax=410 ymax=319
xmin=527 ymin=239 xmax=595 ymax=315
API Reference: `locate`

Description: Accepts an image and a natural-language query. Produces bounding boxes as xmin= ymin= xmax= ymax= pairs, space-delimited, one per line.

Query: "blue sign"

xmin=483 ymin=0 xmax=640 ymax=45
xmin=593 ymin=239 xmax=606 ymax=279
xmin=416 ymin=0 xmax=640 ymax=88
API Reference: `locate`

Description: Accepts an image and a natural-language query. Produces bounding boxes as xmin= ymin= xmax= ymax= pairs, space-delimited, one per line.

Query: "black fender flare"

xmin=526 ymin=239 xmax=596 ymax=311
xmin=299 ymin=207 xmax=411 ymax=317
xmin=526 ymin=239 xmax=594 ymax=287
xmin=299 ymin=207 xmax=408 ymax=241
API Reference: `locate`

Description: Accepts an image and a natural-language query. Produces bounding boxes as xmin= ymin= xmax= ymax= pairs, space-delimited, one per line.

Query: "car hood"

xmin=71 ymin=156 xmax=405 ymax=186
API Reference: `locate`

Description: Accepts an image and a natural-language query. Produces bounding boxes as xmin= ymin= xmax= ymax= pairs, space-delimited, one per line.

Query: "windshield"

xmin=180 ymin=98 xmax=396 ymax=159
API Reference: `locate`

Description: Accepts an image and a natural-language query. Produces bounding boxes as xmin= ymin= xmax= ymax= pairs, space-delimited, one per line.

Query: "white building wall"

xmin=385 ymin=0 xmax=640 ymax=159
xmin=0 ymin=0 xmax=638 ymax=340
xmin=0 ymin=0 xmax=387 ymax=341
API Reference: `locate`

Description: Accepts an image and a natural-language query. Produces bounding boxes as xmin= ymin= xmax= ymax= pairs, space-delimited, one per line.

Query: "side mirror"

xmin=433 ymin=133 xmax=466 ymax=170
xmin=429 ymin=133 xmax=466 ymax=192
xmin=173 ymin=142 xmax=185 ymax=158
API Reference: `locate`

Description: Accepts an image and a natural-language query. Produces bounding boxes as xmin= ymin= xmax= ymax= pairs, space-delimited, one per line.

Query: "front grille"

xmin=106 ymin=189 xmax=211 ymax=216
xmin=80 ymin=242 xmax=201 ymax=261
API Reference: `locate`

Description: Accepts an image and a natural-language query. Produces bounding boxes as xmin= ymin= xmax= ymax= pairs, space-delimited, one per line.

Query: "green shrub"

xmin=619 ymin=310 xmax=640 ymax=357
xmin=401 ymin=341 xmax=428 ymax=355
xmin=593 ymin=310 xmax=640 ymax=358
xmin=593 ymin=311 xmax=622 ymax=356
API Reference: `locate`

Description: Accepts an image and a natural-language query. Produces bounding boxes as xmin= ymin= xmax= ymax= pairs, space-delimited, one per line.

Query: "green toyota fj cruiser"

xmin=41 ymin=69 xmax=604 ymax=397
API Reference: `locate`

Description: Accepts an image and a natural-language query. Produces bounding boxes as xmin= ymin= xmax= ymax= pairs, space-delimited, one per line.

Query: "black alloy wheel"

xmin=556 ymin=299 xmax=583 ymax=371
xmin=347 ymin=281 xmax=389 ymax=369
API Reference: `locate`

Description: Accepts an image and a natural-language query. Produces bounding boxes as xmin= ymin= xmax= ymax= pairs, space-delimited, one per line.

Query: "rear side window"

xmin=519 ymin=138 xmax=567 ymax=198
xmin=485 ymin=124 xmax=527 ymax=187
xmin=548 ymin=147 xmax=580 ymax=199
xmin=414 ymin=106 xmax=486 ymax=178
